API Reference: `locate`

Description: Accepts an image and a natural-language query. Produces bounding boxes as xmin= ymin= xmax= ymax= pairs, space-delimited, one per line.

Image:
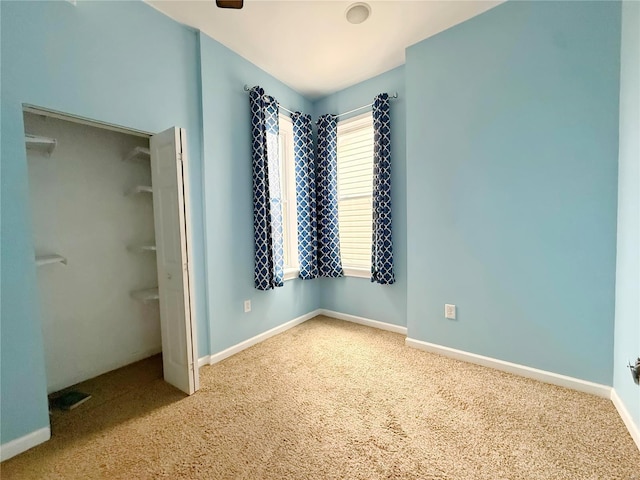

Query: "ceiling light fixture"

xmin=345 ymin=2 xmax=371 ymax=25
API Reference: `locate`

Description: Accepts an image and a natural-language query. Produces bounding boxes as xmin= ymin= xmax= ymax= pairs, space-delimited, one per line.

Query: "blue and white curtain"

xmin=315 ymin=115 xmax=344 ymax=278
xmin=371 ymin=93 xmax=395 ymax=284
xmin=291 ymin=112 xmax=318 ymax=280
xmin=250 ymin=87 xmax=284 ymax=290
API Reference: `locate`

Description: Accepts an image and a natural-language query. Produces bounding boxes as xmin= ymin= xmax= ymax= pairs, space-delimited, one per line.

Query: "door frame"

xmin=178 ymin=128 xmax=199 ymax=377
xmin=22 ymin=104 xmax=200 ymax=390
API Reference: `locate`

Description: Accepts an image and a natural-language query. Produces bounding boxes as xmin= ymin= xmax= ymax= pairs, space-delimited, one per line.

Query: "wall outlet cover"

xmin=445 ymin=304 xmax=456 ymax=320
xmin=243 ymin=300 xmax=251 ymax=313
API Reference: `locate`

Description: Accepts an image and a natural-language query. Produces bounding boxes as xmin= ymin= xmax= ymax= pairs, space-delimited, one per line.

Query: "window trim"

xmin=337 ymin=111 xmax=373 ymax=134
xmin=279 ymin=114 xmax=299 ymax=280
xmin=343 ymin=267 xmax=370 ymax=279
xmin=283 ymin=267 xmax=300 ymax=281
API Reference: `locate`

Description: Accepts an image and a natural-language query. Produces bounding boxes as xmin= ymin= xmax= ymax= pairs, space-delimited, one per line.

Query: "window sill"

xmin=343 ymin=267 xmax=370 ymax=279
xmin=283 ymin=267 xmax=370 ymax=280
xmin=284 ymin=268 xmax=300 ymax=281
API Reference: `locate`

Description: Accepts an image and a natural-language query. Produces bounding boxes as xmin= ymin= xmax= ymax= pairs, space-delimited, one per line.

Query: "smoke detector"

xmin=345 ymin=3 xmax=371 ymax=24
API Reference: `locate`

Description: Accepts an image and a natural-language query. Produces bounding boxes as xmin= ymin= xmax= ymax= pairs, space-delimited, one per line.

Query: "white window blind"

xmin=337 ymin=113 xmax=374 ymax=272
xmin=278 ymin=115 xmax=298 ymax=272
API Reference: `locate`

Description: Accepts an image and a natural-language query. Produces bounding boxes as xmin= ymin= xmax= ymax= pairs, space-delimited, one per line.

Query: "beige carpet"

xmin=2 ymin=316 xmax=638 ymax=479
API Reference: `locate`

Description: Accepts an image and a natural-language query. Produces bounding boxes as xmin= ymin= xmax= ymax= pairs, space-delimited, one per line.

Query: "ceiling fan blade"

xmin=216 ymin=0 xmax=243 ymax=8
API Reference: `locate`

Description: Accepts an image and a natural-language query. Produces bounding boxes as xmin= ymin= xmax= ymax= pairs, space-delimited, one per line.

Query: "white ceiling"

xmin=147 ymin=0 xmax=502 ymax=99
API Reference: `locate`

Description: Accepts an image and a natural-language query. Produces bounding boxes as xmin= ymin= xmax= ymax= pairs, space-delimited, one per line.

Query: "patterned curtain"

xmin=316 ymin=114 xmax=344 ymax=278
xmin=371 ymin=93 xmax=395 ymax=285
xmin=291 ymin=112 xmax=318 ymax=280
xmin=250 ymin=87 xmax=284 ymax=290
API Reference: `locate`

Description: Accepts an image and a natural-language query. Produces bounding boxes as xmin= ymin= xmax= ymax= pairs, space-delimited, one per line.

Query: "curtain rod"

xmin=336 ymin=93 xmax=398 ymax=118
xmin=243 ymin=85 xmax=399 ymax=118
xmin=243 ymin=85 xmax=296 ymax=115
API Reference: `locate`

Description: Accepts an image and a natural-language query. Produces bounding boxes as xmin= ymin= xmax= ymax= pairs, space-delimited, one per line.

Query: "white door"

xmin=150 ymin=127 xmax=199 ymax=395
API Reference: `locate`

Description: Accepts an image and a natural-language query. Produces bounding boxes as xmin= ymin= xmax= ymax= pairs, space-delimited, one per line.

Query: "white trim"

xmin=199 ymin=309 xmax=322 ymax=366
xmin=342 ymin=267 xmax=370 ymax=279
xmin=0 ymin=427 xmax=50 ymax=461
xmin=195 ymin=306 xmax=638 ymax=450
xmin=178 ymin=127 xmax=200 ymax=392
xmin=611 ymin=388 xmax=640 ymax=451
xmin=283 ymin=268 xmax=300 ymax=281
xmin=22 ymin=105 xmax=151 ymax=138
xmin=319 ymin=309 xmax=408 ymax=335
xmin=337 ymin=111 xmax=373 ymax=131
xmin=405 ymin=337 xmax=611 ymax=398
xmin=278 ymin=114 xmax=299 ymax=273
xmin=197 ymin=355 xmax=210 ymax=369
xmin=197 ymin=310 xmax=406 ymax=368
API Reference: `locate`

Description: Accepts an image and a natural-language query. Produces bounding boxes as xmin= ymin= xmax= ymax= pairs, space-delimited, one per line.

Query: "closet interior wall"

xmin=24 ymin=112 xmax=161 ymax=393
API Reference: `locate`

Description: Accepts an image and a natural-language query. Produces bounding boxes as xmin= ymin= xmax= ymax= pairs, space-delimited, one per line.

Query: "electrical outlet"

xmin=445 ymin=304 xmax=456 ymax=320
xmin=243 ymin=300 xmax=251 ymax=313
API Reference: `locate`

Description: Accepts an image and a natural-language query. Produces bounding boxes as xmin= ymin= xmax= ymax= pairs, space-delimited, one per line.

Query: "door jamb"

xmin=176 ymin=127 xmax=199 ymax=389
xmin=22 ymin=104 xmax=200 ymax=388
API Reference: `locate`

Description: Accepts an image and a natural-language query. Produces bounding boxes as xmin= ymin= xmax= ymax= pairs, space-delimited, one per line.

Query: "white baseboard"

xmin=405 ymin=337 xmax=612 ymax=398
xmin=197 ymin=309 xmax=406 ymax=367
xmin=319 ymin=309 xmax=408 ymax=335
xmin=197 ymin=354 xmax=210 ymax=368
xmin=195 ymin=308 xmax=638 ymax=450
xmin=0 ymin=427 xmax=50 ymax=462
xmin=611 ymin=388 xmax=640 ymax=451
xmin=199 ymin=309 xmax=322 ymax=367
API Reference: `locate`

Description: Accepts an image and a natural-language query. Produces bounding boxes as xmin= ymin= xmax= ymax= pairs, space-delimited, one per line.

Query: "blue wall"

xmin=312 ymin=67 xmax=407 ymax=327
xmin=614 ymin=0 xmax=640 ymax=433
xmin=0 ymin=1 xmax=325 ymax=447
xmin=198 ymin=33 xmax=320 ymax=353
xmin=0 ymin=0 xmax=206 ymax=444
xmin=1 ymin=0 xmax=635 ymax=453
xmin=406 ymin=1 xmax=621 ymax=384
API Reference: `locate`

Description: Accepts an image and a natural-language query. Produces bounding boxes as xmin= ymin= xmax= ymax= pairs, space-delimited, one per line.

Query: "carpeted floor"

xmin=2 ymin=316 xmax=639 ymax=479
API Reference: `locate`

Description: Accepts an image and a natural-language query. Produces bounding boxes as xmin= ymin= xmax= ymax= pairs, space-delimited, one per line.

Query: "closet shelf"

xmin=127 ymin=243 xmax=156 ymax=254
xmin=35 ymin=254 xmax=67 ymax=266
xmin=123 ymin=146 xmax=150 ymax=163
xmin=125 ymin=185 xmax=153 ymax=196
xmin=25 ymin=134 xmax=57 ymax=155
xmin=130 ymin=288 xmax=159 ymax=303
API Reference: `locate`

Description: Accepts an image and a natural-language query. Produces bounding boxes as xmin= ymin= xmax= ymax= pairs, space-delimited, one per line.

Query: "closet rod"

xmin=243 ymin=85 xmax=296 ymax=115
xmin=336 ymin=93 xmax=399 ymax=118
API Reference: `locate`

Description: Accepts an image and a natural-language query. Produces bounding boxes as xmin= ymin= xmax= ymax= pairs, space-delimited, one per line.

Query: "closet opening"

xmin=23 ymin=107 xmax=199 ymax=429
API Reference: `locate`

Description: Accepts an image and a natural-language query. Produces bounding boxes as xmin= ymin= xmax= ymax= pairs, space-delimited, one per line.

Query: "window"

xmin=337 ymin=112 xmax=374 ymax=278
xmin=271 ymin=112 xmax=374 ymax=280
xmin=278 ymin=115 xmax=298 ymax=278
